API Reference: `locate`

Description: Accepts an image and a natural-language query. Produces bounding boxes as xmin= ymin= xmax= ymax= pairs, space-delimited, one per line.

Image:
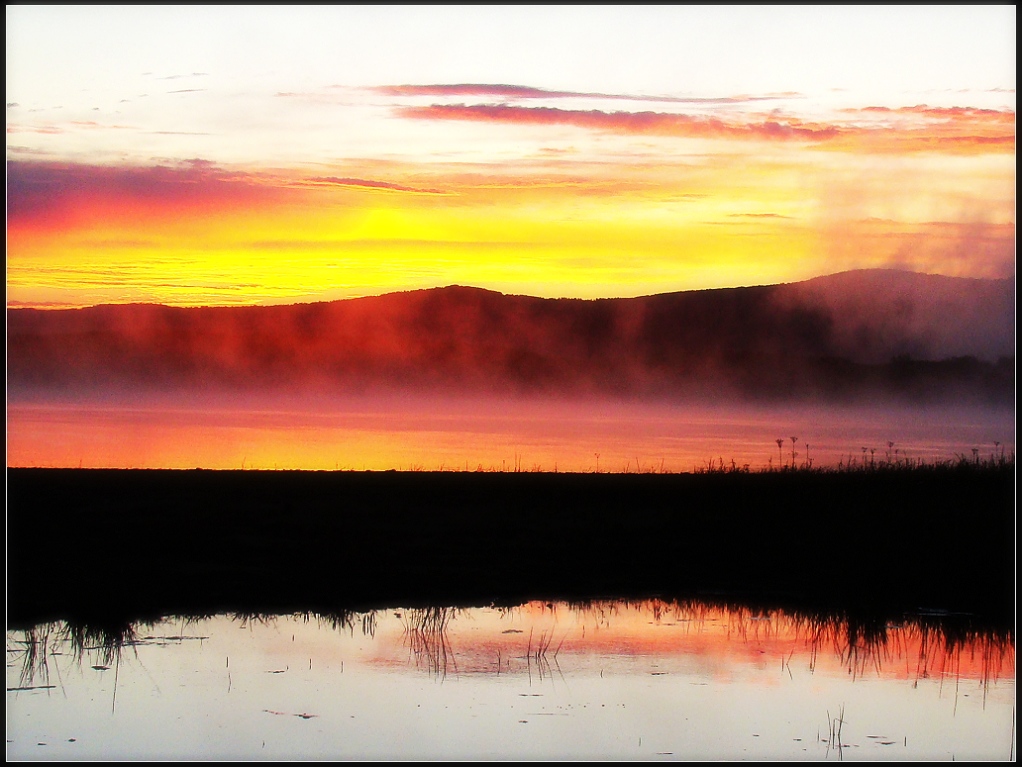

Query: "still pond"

xmin=7 ymin=599 xmax=1015 ymax=760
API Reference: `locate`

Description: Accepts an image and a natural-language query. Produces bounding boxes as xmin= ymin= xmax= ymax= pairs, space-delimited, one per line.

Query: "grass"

xmin=824 ymin=704 xmax=847 ymax=758
xmin=401 ymin=607 xmax=458 ymax=677
xmin=6 ymin=452 xmax=1015 ymax=632
xmin=325 ymin=446 xmax=1012 ymax=476
xmin=699 ymin=442 xmax=1014 ymax=476
xmin=181 ymin=439 xmax=1011 ymax=475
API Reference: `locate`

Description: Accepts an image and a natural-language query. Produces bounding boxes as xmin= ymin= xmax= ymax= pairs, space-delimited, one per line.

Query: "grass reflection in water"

xmin=7 ymin=598 xmax=1014 ymax=760
xmin=10 ymin=598 xmax=1013 ymax=692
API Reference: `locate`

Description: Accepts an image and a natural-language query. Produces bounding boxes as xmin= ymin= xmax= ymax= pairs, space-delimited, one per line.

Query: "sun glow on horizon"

xmin=7 ymin=143 xmax=1014 ymax=309
xmin=4 ymin=6 xmax=1017 ymax=476
xmin=6 ymin=6 xmax=1015 ymax=308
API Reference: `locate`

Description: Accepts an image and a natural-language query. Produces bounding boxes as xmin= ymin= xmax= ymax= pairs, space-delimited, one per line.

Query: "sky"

xmin=6 ymin=5 xmax=1017 ymax=309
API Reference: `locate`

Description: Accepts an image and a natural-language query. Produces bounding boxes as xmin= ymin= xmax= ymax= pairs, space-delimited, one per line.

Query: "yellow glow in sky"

xmin=5 ymin=6 xmax=1015 ymax=308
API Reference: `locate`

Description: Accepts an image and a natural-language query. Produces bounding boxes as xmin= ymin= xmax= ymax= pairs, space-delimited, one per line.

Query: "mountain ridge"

xmin=7 ymin=269 xmax=1014 ymax=404
xmin=9 ymin=267 xmax=1011 ymax=310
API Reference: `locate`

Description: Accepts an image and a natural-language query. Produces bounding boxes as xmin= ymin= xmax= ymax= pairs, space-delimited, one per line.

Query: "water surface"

xmin=6 ymin=398 xmax=1014 ymax=471
xmin=7 ymin=600 xmax=1015 ymax=760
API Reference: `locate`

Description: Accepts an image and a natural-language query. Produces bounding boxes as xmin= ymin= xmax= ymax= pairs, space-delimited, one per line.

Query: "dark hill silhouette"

xmin=6 ymin=270 xmax=1014 ymax=403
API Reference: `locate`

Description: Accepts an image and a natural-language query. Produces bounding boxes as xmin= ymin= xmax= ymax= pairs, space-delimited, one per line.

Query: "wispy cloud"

xmin=250 ymin=238 xmax=535 ymax=251
xmin=372 ymin=83 xmax=795 ymax=105
xmin=298 ymin=176 xmax=450 ymax=195
xmin=848 ymin=104 xmax=1015 ymax=123
xmin=8 ymin=119 xmax=146 ymax=137
xmin=68 ymin=120 xmax=133 ymax=129
xmin=6 ymin=300 xmax=84 ymax=309
xmin=824 ymin=104 xmax=1015 ymax=153
xmin=7 ymin=124 xmax=66 ymax=135
xmin=397 ymin=104 xmax=841 ymax=142
xmin=157 ymin=73 xmax=209 ymax=80
xmin=396 ymin=102 xmax=1015 ymax=152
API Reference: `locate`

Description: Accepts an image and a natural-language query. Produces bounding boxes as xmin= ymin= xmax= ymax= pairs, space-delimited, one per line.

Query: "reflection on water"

xmin=6 ymin=398 xmax=1015 ymax=470
xmin=7 ymin=600 xmax=1015 ymax=760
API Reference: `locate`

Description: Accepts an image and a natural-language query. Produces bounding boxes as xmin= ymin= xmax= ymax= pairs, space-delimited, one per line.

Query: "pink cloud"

xmin=5 ymin=160 xmax=277 ymax=224
xmin=396 ymin=103 xmax=1014 ymax=152
xmin=855 ymin=105 xmax=1015 ymax=123
xmin=396 ymin=104 xmax=841 ymax=141
xmin=374 ymin=83 xmax=793 ymax=105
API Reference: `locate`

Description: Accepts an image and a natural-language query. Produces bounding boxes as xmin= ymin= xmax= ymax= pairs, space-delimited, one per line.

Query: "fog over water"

xmin=7 ymin=394 xmax=1014 ymax=471
xmin=7 ymin=272 xmax=1013 ymax=406
xmin=6 ymin=271 xmax=1014 ymax=470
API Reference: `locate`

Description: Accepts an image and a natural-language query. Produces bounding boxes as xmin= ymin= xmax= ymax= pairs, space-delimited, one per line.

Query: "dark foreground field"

xmin=6 ymin=465 xmax=1015 ymax=630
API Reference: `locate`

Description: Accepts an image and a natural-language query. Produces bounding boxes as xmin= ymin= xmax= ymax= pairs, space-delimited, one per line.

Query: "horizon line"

xmin=6 ymin=267 xmax=1010 ymax=312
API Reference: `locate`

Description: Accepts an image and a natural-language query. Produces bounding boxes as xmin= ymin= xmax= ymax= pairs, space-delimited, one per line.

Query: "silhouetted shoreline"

xmin=6 ymin=464 xmax=1014 ymax=631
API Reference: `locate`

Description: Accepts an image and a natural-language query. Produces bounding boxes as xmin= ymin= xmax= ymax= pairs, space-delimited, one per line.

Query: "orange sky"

xmin=6 ymin=132 xmax=1014 ymax=308
xmin=6 ymin=7 xmax=1016 ymax=309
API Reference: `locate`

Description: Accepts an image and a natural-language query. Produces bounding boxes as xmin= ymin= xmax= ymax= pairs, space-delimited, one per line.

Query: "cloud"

xmin=373 ymin=83 xmax=792 ymax=105
xmin=6 ymin=145 xmax=46 ymax=155
xmin=6 ymin=300 xmax=83 ymax=309
xmin=299 ymin=176 xmax=450 ymax=195
xmin=6 ymin=124 xmax=65 ymax=135
xmin=68 ymin=120 xmax=132 ymax=129
xmin=852 ymin=104 xmax=1015 ymax=123
xmin=396 ymin=104 xmax=842 ymax=142
xmin=7 ymin=119 xmax=141 ymax=137
xmin=5 ymin=162 xmax=459 ymax=230
xmin=921 ymin=135 xmax=1014 ymax=147
xmin=6 ymin=160 xmax=277 ymax=224
xmin=249 ymin=238 xmax=535 ymax=251
xmin=396 ymin=102 xmax=1015 ymax=153
xmin=827 ymin=104 xmax=1015 ymax=152
xmin=377 ymin=84 xmax=567 ymax=99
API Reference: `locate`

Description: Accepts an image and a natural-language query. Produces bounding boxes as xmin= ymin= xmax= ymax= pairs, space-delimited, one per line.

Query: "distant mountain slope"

xmin=7 ymin=270 xmax=1014 ymax=403
xmin=774 ymin=269 xmax=1014 ymax=363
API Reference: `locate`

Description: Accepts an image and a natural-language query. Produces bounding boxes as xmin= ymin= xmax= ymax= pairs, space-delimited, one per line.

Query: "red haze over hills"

xmin=7 ymin=270 xmax=1014 ymax=405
